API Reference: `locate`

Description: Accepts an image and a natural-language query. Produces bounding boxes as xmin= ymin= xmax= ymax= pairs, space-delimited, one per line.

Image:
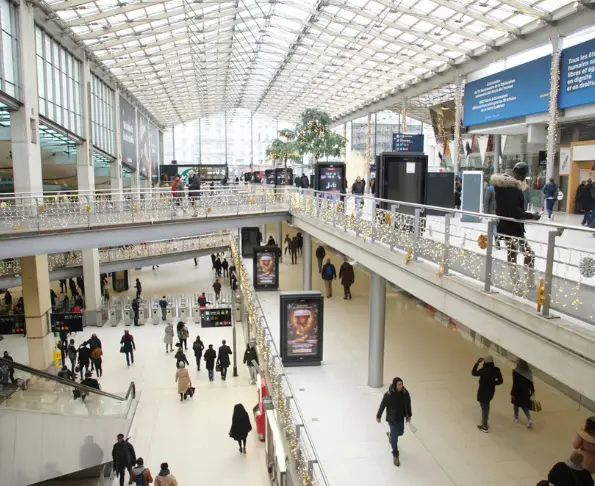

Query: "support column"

xmin=250 ymin=112 xmax=253 ymax=170
xmin=276 ymin=222 xmax=282 ymax=263
xmin=82 ymin=248 xmax=102 ymax=326
xmin=77 ymin=54 xmax=94 ymax=195
xmin=368 ymin=272 xmax=386 ymax=388
xmin=454 ymin=75 xmax=463 ymax=175
xmin=112 ymin=87 xmax=123 ymax=193
xmin=224 ymin=110 xmax=228 ymax=165
xmin=493 ymin=135 xmax=501 ymax=173
xmin=198 ymin=118 xmax=202 ymax=165
xmin=22 ymin=256 xmax=54 ymax=369
xmin=303 ymin=232 xmax=312 ymax=291
xmin=546 ymin=37 xmax=561 ymax=181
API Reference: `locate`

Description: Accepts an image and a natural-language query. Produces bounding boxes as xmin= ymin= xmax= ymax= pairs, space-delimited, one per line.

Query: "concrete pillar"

xmin=276 ymin=222 xmax=282 ymax=262
xmin=82 ymin=248 xmax=102 ymax=326
xmin=260 ymin=224 xmax=266 ymax=243
xmin=493 ymin=135 xmax=501 ymax=173
xmin=11 ymin=1 xmax=42 ymax=198
xmin=111 ymin=87 xmax=123 ymax=193
xmin=77 ymin=54 xmax=94 ymax=195
xmin=368 ymin=272 xmax=386 ymax=388
xmin=22 ymin=256 xmax=54 ymax=369
xmin=366 ymin=113 xmax=372 ymax=193
xmin=303 ymin=232 xmax=312 ymax=291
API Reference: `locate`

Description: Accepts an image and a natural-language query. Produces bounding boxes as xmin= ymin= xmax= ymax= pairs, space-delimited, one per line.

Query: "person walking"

xmin=321 ymin=258 xmax=337 ymax=298
xmin=67 ymin=339 xmax=77 ymax=374
xmin=376 ymin=377 xmax=413 ymax=467
xmin=578 ymin=180 xmax=594 ymax=226
xmin=214 ymin=256 xmax=222 ymax=277
xmin=339 ymin=258 xmax=355 ymax=300
xmin=197 ymin=292 xmax=208 ymax=307
xmin=217 ymin=339 xmax=232 ymax=381
xmin=112 ymin=434 xmax=136 ymax=486
xmin=91 ymin=345 xmax=103 ymax=378
xmin=243 ymin=343 xmax=259 ymax=384
xmin=454 ymin=176 xmax=462 ymax=209
xmin=222 ymin=258 xmax=229 ymax=277
xmin=2 ymin=350 xmax=14 ymax=382
xmin=171 ymin=174 xmax=184 ymax=207
xmin=511 ymin=358 xmax=534 ymax=428
xmin=211 ymin=253 xmax=216 ymax=270
xmin=229 ymin=403 xmax=252 ymax=454
xmin=546 ymin=451 xmax=594 ymax=486
xmin=175 ymin=362 xmax=192 ymax=401
xmin=174 ymin=344 xmax=189 ymax=368
xmin=120 ymin=330 xmax=136 ymax=366
xmin=472 ymin=355 xmax=503 ymax=433
xmin=267 ymin=235 xmax=276 ymax=246
xmin=193 ymin=335 xmax=205 ymax=371
xmin=163 ymin=322 xmax=174 ymax=353
xmin=130 ymin=458 xmax=153 ymax=485
xmin=296 ymin=232 xmax=303 ymax=256
xmin=132 ymin=297 xmax=140 ymax=327
xmin=204 ymin=344 xmax=217 ymax=381
xmin=284 ymin=234 xmax=291 ymax=256
xmin=315 ymin=245 xmax=326 ymax=273
xmin=135 ymin=278 xmax=142 ymax=299
xmin=352 ymin=176 xmax=365 ymax=211
xmin=543 ymin=178 xmax=560 ymax=219
xmin=176 ymin=321 xmax=189 ymax=350
xmin=59 ymin=279 xmax=67 ymax=293
xmin=289 ymin=237 xmax=298 ymax=264
xmin=159 ymin=296 xmax=168 ymax=322
xmin=483 ymin=178 xmax=499 ymax=246
xmin=154 ymin=463 xmax=178 ymax=486
xmin=77 ymin=343 xmax=91 ymax=379
xmin=573 ymin=416 xmax=595 ymax=474
xmin=213 ymin=278 xmax=222 ymax=300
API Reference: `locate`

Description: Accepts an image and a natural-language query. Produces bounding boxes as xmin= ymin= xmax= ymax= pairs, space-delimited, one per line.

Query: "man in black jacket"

xmin=315 ymin=245 xmax=326 ymax=273
xmin=491 ymin=162 xmax=541 ymax=288
xmin=243 ymin=343 xmax=259 ymax=384
xmin=217 ymin=339 xmax=233 ymax=381
xmin=376 ymin=377 xmax=412 ymax=467
xmin=472 ymin=355 xmax=503 ymax=433
xmin=112 ymin=434 xmax=136 ymax=486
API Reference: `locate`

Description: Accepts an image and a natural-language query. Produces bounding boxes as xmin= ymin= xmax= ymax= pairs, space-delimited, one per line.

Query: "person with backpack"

xmin=321 ymin=258 xmax=337 ymax=298
xmin=112 ymin=434 xmax=136 ymax=486
xmin=176 ymin=321 xmax=189 ymax=350
xmin=163 ymin=322 xmax=174 ymax=353
xmin=204 ymin=344 xmax=217 ymax=381
xmin=472 ymin=355 xmax=503 ymax=433
xmin=91 ymin=345 xmax=103 ymax=378
xmin=543 ymin=178 xmax=559 ymax=219
xmin=545 ymin=451 xmax=594 ymax=486
xmin=159 ymin=296 xmax=168 ymax=322
xmin=154 ymin=463 xmax=178 ymax=486
xmin=171 ymin=174 xmax=184 ymax=206
xmin=315 ymin=245 xmax=326 ymax=273
xmin=376 ymin=377 xmax=412 ymax=467
xmin=120 ymin=330 xmax=136 ymax=367
xmin=130 ymin=458 xmax=153 ymax=485
xmin=193 ymin=335 xmax=205 ymax=371
xmin=132 ymin=297 xmax=140 ymax=327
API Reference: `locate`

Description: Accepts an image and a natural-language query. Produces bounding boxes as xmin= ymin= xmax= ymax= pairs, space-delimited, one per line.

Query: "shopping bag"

xmin=120 ymin=345 xmax=126 ymax=353
xmin=529 ymin=398 xmax=542 ymax=412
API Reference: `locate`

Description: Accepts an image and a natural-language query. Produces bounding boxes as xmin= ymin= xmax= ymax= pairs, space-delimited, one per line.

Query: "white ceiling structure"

xmin=42 ymin=0 xmax=582 ymax=126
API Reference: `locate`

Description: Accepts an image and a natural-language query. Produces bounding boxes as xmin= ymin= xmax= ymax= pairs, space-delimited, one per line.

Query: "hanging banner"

xmin=559 ymin=147 xmax=571 ymax=176
xmin=149 ymin=123 xmax=159 ymax=182
xmin=138 ymin=114 xmax=149 ymax=179
xmin=159 ymin=131 xmax=164 ymax=166
xmin=559 ymin=37 xmax=595 ymax=109
xmin=120 ymin=97 xmax=137 ymax=171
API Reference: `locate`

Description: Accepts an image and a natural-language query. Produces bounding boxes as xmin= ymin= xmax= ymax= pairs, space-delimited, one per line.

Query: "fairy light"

xmin=545 ymin=44 xmax=561 ymax=178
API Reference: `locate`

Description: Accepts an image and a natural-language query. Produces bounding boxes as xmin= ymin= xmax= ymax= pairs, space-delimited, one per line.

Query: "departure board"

xmin=200 ymin=308 xmax=232 ymax=328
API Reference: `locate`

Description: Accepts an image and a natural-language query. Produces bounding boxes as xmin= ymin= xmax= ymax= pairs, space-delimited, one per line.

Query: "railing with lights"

xmin=0 ymin=232 xmax=232 ymax=277
xmin=290 ymin=189 xmax=595 ymax=326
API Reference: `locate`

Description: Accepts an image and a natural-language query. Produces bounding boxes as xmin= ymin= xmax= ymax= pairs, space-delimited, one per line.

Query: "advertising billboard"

xmin=253 ymin=246 xmax=279 ymax=290
xmin=120 ymin=97 xmax=137 ymax=170
xmin=279 ymin=292 xmax=324 ymax=366
xmin=559 ymin=37 xmax=595 ymax=109
xmin=463 ymin=55 xmax=551 ymax=126
xmin=315 ymin=162 xmax=345 ymax=193
xmin=150 ymin=123 xmax=159 ymax=182
xmin=392 ymin=133 xmax=424 ymax=152
xmin=138 ymin=113 xmax=149 ymax=178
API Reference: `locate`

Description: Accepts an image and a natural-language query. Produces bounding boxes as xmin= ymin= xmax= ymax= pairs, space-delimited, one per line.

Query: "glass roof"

xmin=45 ymin=0 xmax=577 ymax=126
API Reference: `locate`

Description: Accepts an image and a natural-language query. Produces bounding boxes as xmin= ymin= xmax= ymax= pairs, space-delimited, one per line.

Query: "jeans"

xmin=480 ymin=402 xmax=490 ymax=427
xmin=582 ymin=209 xmax=593 ymax=226
xmin=343 ymin=283 xmax=352 ymax=299
xmin=248 ymin=365 xmax=256 ymax=383
xmin=545 ymin=198 xmax=555 ymax=217
xmin=179 ymin=338 xmax=187 ymax=350
xmin=317 ymin=258 xmax=323 ymax=273
xmin=195 ymin=354 xmax=202 ymax=370
xmin=125 ymin=350 xmax=134 ymax=366
xmin=389 ymin=420 xmax=405 ymax=457
xmin=513 ymin=405 xmax=531 ymax=420
xmin=208 ymin=369 xmax=214 ymax=380
xmin=221 ymin=366 xmax=228 ymax=379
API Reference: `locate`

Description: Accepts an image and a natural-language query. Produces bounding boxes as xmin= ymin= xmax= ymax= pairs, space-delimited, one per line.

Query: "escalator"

xmin=0 ymin=357 xmax=138 ymax=486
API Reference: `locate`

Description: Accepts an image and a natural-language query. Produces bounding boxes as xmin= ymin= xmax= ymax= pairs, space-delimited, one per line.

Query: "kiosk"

xmin=377 ymin=151 xmax=428 ymax=213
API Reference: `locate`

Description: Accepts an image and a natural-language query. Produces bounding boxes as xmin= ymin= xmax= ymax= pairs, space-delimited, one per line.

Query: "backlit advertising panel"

xmin=559 ymin=37 xmax=595 ymax=109
xmin=253 ymin=246 xmax=279 ymax=290
xmin=138 ymin=113 xmax=149 ymax=178
xmin=120 ymin=97 xmax=137 ymax=170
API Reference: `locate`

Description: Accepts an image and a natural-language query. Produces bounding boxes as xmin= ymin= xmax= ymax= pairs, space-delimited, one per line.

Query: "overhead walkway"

xmin=0 ymin=357 xmax=138 ymax=486
xmin=0 ymin=232 xmax=230 ymax=288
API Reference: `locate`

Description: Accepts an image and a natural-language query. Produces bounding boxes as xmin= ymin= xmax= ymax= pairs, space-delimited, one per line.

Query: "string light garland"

xmin=545 ymin=44 xmax=561 ymax=178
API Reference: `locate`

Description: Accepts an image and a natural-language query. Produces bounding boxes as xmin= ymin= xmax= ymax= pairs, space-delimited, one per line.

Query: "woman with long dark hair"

xmin=511 ymin=358 xmax=535 ymax=429
xmin=229 ymin=403 xmax=252 ymax=453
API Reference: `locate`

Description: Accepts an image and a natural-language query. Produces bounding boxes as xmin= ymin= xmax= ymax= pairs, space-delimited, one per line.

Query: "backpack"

xmin=91 ymin=348 xmax=103 ymax=359
xmin=135 ymin=469 xmax=146 ymax=485
xmin=322 ymin=265 xmax=333 ymax=279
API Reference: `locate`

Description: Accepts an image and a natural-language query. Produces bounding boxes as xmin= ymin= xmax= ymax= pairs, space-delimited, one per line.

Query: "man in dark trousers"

xmin=159 ymin=296 xmax=168 ymax=321
xmin=112 ymin=433 xmax=136 ymax=486
xmin=135 ymin=278 xmax=142 ymax=299
xmin=204 ymin=344 xmax=217 ymax=381
xmin=376 ymin=377 xmax=412 ymax=467
xmin=289 ymin=237 xmax=298 ymax=264
xmin=213 ymin=279 xmax=222 ymax=300
xmin=222 ymin=258 xmax=229 ymax=277
xmin=321 ymin=258 xmax=337 ymax=298
xmin=339 ymin=258 xmax=355 ymax=300
xmin=217 ymin=339 xmax=233 ymax=381
xmin=243 ymin=343 xmax=259 ymax=384
xmin=472 ymin=355 xmax=503 ymax=433
xmin=131 ymin=297 xmax=140 ymax=326
xmin=2 ymin=350 xmax=15 ymax=382
xmin=315 ymin=245 xmax=326 ymax=273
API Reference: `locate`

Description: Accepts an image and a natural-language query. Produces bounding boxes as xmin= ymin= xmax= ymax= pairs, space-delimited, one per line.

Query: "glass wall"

xmin=35 ymin=26 xmax=82 ymax=135
xmin=351 ymin=111 xmax=423 ymax=155
xmin=0 ymin=0 xmax=18 ymax=99
xmin=91 ymin=74 xmax=115 ymax=156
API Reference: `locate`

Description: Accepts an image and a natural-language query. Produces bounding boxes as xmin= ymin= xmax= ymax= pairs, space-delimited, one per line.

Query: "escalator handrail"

xmin=0 ymin=357 xmax=136 ymax=402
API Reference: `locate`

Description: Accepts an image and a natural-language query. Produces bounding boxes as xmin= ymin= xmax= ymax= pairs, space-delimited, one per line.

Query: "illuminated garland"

xmin=546 ymin=46 xmax=561 ymax=177
xmin=454 ymin=82 xmax=463 ymax=172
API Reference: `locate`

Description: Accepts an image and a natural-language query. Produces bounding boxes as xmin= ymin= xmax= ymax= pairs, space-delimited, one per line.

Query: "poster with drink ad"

xmin=253 ymin=246 xmax=279 ymax=290
xmin=280 ymin=292 xmax=324 ymax=366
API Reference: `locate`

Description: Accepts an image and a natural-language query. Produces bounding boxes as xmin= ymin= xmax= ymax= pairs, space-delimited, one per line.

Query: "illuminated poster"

xmin=279 ymin=292 xmax=324 ymax=366
xmin=150 ymin=123 xmax=159 ymax=182
xmin=138 ymin=113 xmax=149 ymax=178
xmin=315 ymin=162 xmax=345 ymax=193
xmin=253 ymin=246 xmax=279 ymax=290
xmin=120 ymin=97 xmax=137 ymax=170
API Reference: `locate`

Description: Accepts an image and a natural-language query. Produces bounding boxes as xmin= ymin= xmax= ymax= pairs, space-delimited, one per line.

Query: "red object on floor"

xmin=254 ymin=373 xmax=269 ymax=441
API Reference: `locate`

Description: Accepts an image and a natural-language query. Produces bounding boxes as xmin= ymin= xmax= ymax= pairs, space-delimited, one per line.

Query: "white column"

xmin=276 ymin=222 xmax=282 ymax=262
xmin=77 ymin=54 xmax=94 ymax=194
xmin=130 ymin=106 xmax=140 ymax=194
xmin=546 ymin=37 xmax=561 ymax=181
xmin=493 ymin=135 xmax=501 ymax=173
xmin=11 ymin=1 xmax=42 ymax=198
xmin=82 ymin=248 xmax=102 ymax=326
xmin=250 ymin=112 xmax=253 ymax=170
xmin=303 ymin=232 xmax=312 ymax=291
xmin=454 ymin=75 xmax=463 ymax=175
xmin=111 ymin=87 xmax=123 ymax=193
xmin=368 ymin=272 xmax=386 ymax=388
xmin=224 ymin=110 xmax=228 ymax=165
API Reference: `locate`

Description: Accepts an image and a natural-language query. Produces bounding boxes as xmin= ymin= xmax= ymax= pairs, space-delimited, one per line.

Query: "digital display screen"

xmin=0 ymin=315 xmax=25 ymax=335
xmin=266 ymin=170 xmax=276 ymax=185
xmin=200 ymin=308 xmax=232 ymax=328
xmin=279 ymin=293 xmax=324 ymax=365
xmin=51 ymin=313 xmax=84 ymax=333
xmin=319 ymin=166 xmax=341 ymax=192
xmin=254 ymin=248 xmax=278 ymax=289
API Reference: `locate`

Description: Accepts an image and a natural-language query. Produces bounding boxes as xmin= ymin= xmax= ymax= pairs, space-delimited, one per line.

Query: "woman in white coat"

xmin=163 ymin=322 xmax=174 ymax=353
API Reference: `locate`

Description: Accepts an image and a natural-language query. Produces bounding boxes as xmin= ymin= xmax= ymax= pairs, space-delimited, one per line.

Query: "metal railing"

xmin=0 ymin=232 xmax=232 ymax=277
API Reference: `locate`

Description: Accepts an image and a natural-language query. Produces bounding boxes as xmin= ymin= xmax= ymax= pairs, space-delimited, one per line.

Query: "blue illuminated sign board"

xmin=559 ymin=37 xmax=595 ymax=109
xmin=463 ymin=55 xmax=551 ymax=126
xmin=392 ymin=133 xmax=424 ymax=152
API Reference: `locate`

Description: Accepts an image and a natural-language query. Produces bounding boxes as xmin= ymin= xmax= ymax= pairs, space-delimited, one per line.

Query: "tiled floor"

xmin=2 ymin=257 xmax=269 ymax=486
xmin=255 ymin=222 xmax=592 ymax=486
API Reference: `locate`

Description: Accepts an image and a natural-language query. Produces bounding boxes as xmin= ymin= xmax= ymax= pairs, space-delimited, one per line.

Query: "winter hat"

xmin=484 ymin=355 xmax=494 ymax=364
xmin=567 ymin=451 xmax=585 ymax=471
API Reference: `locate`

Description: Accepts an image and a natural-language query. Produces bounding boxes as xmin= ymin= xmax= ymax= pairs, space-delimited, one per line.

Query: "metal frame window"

xmin=35 ymin=25 xmax=82 ymax=135
xmin=91 ymin=73 xmax=115 ymax=156
xmin=0 ymin=0 xmax=18 ymax=99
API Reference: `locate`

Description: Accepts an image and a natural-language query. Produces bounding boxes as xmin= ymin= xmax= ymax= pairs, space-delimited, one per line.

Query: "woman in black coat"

xmin=472 ymin=355 xmax=503 ymax=432
xmin=511 ymin=359 xmax=534 ymax=428
xmin=229 ymin=403 xmax=252 ymax=453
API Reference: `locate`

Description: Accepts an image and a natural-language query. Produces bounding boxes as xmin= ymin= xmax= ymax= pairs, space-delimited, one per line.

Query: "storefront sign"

xmin=463 ymin=56 xmax=551 ymax=126
xmin=392 ymin=133 xmax=424 ymax=153
xmin=559 ymin=37 xmax=595 ymax=109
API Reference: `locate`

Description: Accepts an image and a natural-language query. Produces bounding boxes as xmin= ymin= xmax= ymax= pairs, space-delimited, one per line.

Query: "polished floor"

xmin=2 ymin=257 xmax=269 ymax=486
xmin=256 ymin=222 xmax=592 ymax=486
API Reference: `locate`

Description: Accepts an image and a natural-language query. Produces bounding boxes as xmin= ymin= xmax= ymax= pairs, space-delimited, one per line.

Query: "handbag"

xmin=119 ymin=345 xmax=126 ymax=353
xmin=188 ymin=387 xmax=195 ymax=397
xmin=529 ymin=397 xmax=542 ymax=412
xmin=216 ymin=363 xmax=222 ymax=372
